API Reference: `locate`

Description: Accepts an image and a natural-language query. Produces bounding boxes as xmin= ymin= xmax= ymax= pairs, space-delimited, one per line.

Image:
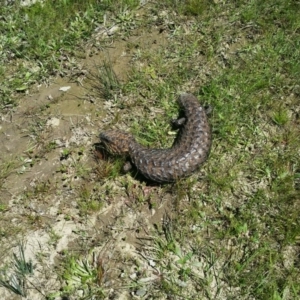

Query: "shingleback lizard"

xmin=99 ymin=93 xmax=212 ymax=183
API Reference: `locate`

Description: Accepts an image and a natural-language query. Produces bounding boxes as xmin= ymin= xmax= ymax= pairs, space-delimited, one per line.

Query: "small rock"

xmin=107 ymin=25 xmax=119 ymax=36
xmin=149 ymin=259 xmax=156 ymax=267
xmin=135 ymin=288 xmax=147 ymax=297
xmin=46 ymin=117 xmax=60 ymax=127
xmin=59 ymin=86 xmax=71 ymax=92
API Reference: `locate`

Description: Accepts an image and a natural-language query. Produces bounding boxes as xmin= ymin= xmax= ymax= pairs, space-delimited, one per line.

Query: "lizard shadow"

xmin=93 ymin=142 xmax=165 ymax=186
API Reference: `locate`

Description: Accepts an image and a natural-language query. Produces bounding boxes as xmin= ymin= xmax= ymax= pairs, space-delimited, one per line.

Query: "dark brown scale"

xmin=99 ymin=93 xmax=212 ymax=183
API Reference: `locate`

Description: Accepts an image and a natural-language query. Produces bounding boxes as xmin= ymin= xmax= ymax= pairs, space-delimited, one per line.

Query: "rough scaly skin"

xmin=100 ymin=93 xmax=212 ymax=182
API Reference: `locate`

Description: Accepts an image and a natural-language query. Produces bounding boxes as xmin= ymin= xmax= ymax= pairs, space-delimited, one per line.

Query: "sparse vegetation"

xmin=57 ymin=252 xmax=105 ymax=299
xmin=0 ymin=243 xmax=34 ymax=297
xmin=0 ymin=0 xmax=299 ymax=299
xmin=90 ymin=60 xmax=121 ymax=100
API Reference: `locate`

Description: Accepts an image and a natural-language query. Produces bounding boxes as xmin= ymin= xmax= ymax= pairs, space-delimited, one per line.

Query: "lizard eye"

xmin=100 ymin=133 xmax=111 ymax=142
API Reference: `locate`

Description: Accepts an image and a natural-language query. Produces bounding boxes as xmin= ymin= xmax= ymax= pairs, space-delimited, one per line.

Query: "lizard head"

xmin=99 ymin=130 xmax=133 ymax=155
